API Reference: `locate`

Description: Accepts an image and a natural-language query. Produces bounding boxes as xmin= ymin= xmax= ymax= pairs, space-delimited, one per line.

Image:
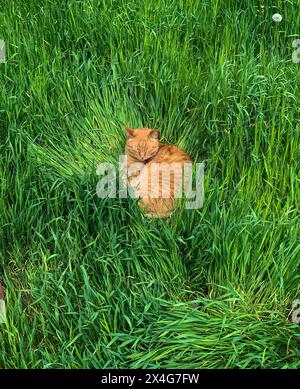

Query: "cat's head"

xmin=125 ymin=127 xmax=160 ymax=161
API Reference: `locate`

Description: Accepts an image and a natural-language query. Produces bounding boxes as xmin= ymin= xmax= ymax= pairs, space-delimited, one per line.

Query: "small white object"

xmin=272 ymin=13 xmax=283 ymax=22
xmin=0 ymin=39 xmax=6 ymax=63
xmin=292 ymin=299 xmax=300 ymax=324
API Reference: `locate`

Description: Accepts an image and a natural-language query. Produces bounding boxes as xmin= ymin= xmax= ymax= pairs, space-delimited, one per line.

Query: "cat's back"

xmin=151 ymin=144 xmax=192 ymax=164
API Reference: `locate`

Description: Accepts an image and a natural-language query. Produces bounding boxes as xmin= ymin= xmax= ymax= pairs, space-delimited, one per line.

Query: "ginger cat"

xmin=124 ymin=127 xmax=193 ymax=217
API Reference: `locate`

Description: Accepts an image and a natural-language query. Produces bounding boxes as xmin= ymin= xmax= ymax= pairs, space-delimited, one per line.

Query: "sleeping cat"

xmin=124 ymin=127 xmax=193 ymax=217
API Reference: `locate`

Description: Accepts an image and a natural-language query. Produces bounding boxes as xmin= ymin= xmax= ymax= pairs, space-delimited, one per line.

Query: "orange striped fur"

xmin=125 ymin=127 xmax=192 ymax=217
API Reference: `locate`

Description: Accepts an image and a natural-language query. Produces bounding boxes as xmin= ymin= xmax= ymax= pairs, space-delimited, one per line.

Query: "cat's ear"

xmin=125 ymin=127 xmax=134 ymax=138
xmin=150 ymin=130 xmax=159 ymax=139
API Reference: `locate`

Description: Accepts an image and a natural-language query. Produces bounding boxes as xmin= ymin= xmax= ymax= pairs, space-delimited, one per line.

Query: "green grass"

xmin=0 ymin=0 xmax=300 ymax=368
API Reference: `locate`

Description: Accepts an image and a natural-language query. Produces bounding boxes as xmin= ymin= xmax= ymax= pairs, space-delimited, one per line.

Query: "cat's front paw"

xmin=128 ymin=162 xmax=145 ymax=178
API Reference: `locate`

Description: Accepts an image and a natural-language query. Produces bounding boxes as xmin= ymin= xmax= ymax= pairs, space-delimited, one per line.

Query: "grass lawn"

xmin=0 ymin=0 xmax=300 ymax=368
